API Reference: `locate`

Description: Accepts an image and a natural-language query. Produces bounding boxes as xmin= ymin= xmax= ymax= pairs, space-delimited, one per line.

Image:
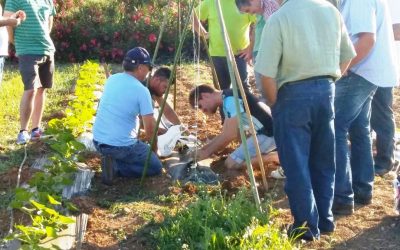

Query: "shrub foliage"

xmin=153 ymin=189 xmax=294 ymax=250
xmin=52 ymin=0 xmax=194 ymax=62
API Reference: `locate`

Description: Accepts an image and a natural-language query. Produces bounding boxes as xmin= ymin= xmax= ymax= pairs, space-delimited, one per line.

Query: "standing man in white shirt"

xmin=0 ymin=4 xmax=25 ymax=85
xmin=334 ymin=0 xmax=399 ymax=215
xmin=371 ymin=0 xmax=400 ymax=177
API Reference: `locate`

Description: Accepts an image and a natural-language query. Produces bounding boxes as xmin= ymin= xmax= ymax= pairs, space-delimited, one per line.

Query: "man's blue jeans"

xmin=272 ymin=77 xmax=336 ymax=239
xmin=212 ymin=55 xmax=249 ymax=122
xmin=334 ymin=72 xmax=377 ymax=205
xmin=94 ymin=140 xmax=162 ymax=177
xmin=211 ymin=55 xmax=249 ymax=91
xmin=371 ymin=87 xmax=396 ymax=174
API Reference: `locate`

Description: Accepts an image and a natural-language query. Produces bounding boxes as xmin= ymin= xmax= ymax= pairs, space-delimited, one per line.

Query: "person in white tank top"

xmin=0 ymin=4 xmax=25 ymax=84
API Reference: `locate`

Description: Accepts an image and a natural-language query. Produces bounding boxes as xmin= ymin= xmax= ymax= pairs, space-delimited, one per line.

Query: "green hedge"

xmin=53 ymin=0 xmax=196 ymax=62
xmin=4 ymin=0 xmax=196 ymax=62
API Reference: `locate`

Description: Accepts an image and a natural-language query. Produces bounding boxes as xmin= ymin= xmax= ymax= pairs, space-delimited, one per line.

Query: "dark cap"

xmin=123 ymin=47 xmax=154 ymax=67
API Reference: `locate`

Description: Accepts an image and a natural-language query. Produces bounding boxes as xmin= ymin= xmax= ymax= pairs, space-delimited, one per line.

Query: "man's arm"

xmin=49 ymin=15 xmax=53 ymax=32
xmin=3 ymin=11 xmax=15 ymax=44
xmin=340 ymin=59 xmax=352 ymax=75
xmin=192 ymin=12 xmax=208 ymax=39
xmin=238 ymin=23 xmax=255 ymax=63
xmin=153 ymin=95 xmax=181 ymax=125
xmin=142 ymin=114 xmax=158 ymax=153
xmin=0 ymin=9 xmax=24 ymax=27
xmin=393 ymin=24 xmax=400 ymax=41
xmin=261 ymin=76 xmax=278 ymax=106
xmin=347 ymin=33 xmax=375 ymax=69
xmin=197 ymin=117 xmax=238 ymax=161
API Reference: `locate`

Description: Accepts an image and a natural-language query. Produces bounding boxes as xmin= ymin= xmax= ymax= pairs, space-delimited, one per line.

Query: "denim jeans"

xmin=272 ymin=77 xmax=335 ymax=239
xmin=334 ymin=72 xmax=377 ymax=205
xmin=212 ymin=55 xmax=249 ymax=122
xmin=371 ymin=87 xmax=396 ymax=173
xmin=211 ymin=55 xmax=249 ymax=90
xmin=93 ymin=140 xmax=162 ymax=177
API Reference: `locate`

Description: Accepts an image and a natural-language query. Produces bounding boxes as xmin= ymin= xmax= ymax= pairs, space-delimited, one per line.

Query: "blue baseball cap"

xmin=123 ymin=47 xmax=155 ymax=67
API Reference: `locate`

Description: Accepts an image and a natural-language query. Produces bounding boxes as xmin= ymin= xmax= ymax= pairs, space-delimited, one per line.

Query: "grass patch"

xmin=153 ymin=189 xmax=294 ymax=250
xmin=0 ymin=64 xmax=79 ymax=173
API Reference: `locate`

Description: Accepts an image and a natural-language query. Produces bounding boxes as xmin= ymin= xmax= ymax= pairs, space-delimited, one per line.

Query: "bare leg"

xmin=224 ymin=151 xmax=280 ymax=170
xmin=19 ymin=89 xmax=36 ymax=130
xmin=31 ymin=87 xmax=46 ymax=129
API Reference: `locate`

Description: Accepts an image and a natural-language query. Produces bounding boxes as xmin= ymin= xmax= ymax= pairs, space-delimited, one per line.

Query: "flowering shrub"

xmin=52 ymin=0 xmax=194 ymax=62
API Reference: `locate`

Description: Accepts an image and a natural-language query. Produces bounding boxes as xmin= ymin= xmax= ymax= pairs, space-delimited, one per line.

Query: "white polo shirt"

xmin=388 ymin=0 xmax=400 ymax=83
xmin=340 ymin=0 xmax=398 ymax=87
xmin=0 ymin=27 xmax=8 ymax=56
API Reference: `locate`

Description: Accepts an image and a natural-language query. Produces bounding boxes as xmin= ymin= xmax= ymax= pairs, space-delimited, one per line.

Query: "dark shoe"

xmin=332 ymin=202 xmax=354 ymax=215
xmin=101 ymin=155 xmax=115 ymax=185
xmin=375 ymin=160 xmax=399 ymax=176
xmin=375 ymin=167 xmax=391 ymax=177
xmin=320 ymin=229 xmax=334 ymax=235
xmin=354 ymin=194 xmax=372 ymax=205
xmin=320 ymin=224 xmax=335 ymax=235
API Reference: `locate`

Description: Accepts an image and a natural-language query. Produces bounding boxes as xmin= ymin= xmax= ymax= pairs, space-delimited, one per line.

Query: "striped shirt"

xmin=5 ymin=0 xmax=56 ymax=56
xmin=260 ymin=0 xmax=279 ymax=21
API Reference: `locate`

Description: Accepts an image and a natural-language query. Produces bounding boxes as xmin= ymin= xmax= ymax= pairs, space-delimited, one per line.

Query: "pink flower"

xmin=61 ymin=41 xmax=69 ymax=48
xmin=148 ymin=33 xmax=157 ymax=43
xmin=168 ymin=46 xmax=175 ymax=52
xmin=133 ymin=32 xmax=140 ymax=40
xmin=118 ymin=49 xmax=124 ymax=57
xmin=111 ymin=48 xmax=119 ymax=59
xmin=144 ymin=16 xmax=151 ymax=25
xmin=79 ymin=44 xmax=87 ymax=51
xmin=131 ymin=14 xmax=139 ymax=22
xmin=68 ymin=53 xmax=76 ymax=63
xmin=90 ymin=39 xmax=97 ymax=47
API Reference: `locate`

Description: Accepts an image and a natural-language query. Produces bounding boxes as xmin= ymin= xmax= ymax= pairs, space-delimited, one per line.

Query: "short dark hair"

xmin=235 ymin=0 xmax=251 ymax=10
xmin=122 ymin=60 xmax=139 ymax=72
xmin=188 ymin=84 xmax=215 ymax=108
xmin=153 ymin=67 xmax=171 ymax=80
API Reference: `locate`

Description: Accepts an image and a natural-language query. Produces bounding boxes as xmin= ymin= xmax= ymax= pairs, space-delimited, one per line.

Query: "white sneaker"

xmin=17 ymin=131 xmax=30 ymax=145
xmin=271 ymin=166 xmax=286 ymax=179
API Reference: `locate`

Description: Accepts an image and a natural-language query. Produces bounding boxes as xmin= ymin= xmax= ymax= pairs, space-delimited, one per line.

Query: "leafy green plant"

xmin=6 ymin=197 xmax=75 ymax=248
xmin=153 ymin=189 xmax=292 ymax=250
xmin=4 ymin=61 xmax=103 ymax=248
xmin=239 ymin=218 xmax=294 ymax=250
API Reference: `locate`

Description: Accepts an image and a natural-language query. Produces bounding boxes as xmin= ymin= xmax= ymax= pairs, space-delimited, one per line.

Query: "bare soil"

xmin=0 ymin=65 xmax=399 ymax=249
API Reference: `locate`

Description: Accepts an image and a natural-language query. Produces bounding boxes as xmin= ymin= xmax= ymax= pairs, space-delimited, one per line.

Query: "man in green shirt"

xmin=255 ymin=0 xmax=355 ymax=241
xmin=193 ymin=0 xmax=256 ymax=96
xmin=4 ymin=0 xmax=56 ymax=144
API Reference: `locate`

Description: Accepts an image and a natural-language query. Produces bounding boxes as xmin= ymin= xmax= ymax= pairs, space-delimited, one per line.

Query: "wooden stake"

xmin=141 ymin=0 xmax=196 ymax=185
xmin=214 ymin=0 xmax=263 ymax=211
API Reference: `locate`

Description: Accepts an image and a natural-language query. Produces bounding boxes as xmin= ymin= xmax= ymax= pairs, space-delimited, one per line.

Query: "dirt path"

xmin=269 ymin=174 xmax=400 ymax=249
xmin=1 ymin=66 xmax=399 ymax=249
